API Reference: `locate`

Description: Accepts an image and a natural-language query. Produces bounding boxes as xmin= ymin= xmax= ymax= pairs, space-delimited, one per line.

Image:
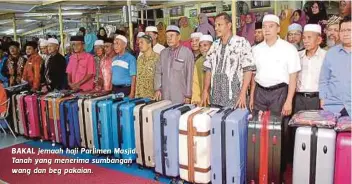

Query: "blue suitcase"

xmin=60 ymin=99 xmax=78 ymax=148
xmin=70 ymin=101 xmax=80 ymax=147
xmin=211 ymin=108 xmax=249 ymax=184
xmin=97 ymin=97 xmax=127 ymax=151
xmin=154 ymin=104 xmax=194 ymax=178
xmin=112 ymin=98 xmax=150 ymax=159
xmin=89 ymin=95 xmax=114 ymax=150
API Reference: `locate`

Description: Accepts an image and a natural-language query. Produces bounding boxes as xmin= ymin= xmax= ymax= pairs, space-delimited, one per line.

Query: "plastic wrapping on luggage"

xmin=289 ymin=110 xmax=338 ymax=128
xmin=335 ymin=116 xmax=352 ymax=132
xmin=5 ymin=82 xmax=28 ymax=92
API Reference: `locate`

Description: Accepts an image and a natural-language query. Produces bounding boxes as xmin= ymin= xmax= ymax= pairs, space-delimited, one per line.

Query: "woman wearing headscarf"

xmin=279 ymin=9 xmax=293 ymax=39
xmin=196 ymin=13 xmax=215 ymax=38
xmin=97 ymin=27 xmax=107 ymax=40
xmin=237 ymin=15 xmax=247 ymax=36
xmin=306 ymin=1 xmax=328 ymax=24
xmin=179 ymin=17 xmax=194 ymax=41
xmin=290 ymin=9 xmax=307 ymax=27
xmin=156 ymin=22 xmax=167 ymax=46
xmin=240 ymin=12 xmax=256 ymax=46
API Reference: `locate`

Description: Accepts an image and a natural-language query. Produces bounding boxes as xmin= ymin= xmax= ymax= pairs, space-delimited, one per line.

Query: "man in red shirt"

xmin=66 ymin=36 xmax=95 ymax=91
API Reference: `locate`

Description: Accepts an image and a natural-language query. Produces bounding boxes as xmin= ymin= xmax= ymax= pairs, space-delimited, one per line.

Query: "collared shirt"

xmin=319 ymin=44 xmax=351 ymax=116
xmin=297 ymin=47 xmax=326 ymax=92
xmin=111 ymin=52 xmax=136 ymax=86
xmin=204 ymin=35 xmax=256 ymax=107
xmin=66 ymin=52 xmax=95 ymax=91
xmin=155 ymin=45 xmax=194 ymax=103
xmin=2 ymin=55 xmax=26 ymax=87
xmin=136 ymin=51 xmax=159 ymax=99
xmin=94 ymin=56 xmax=103 ymax=82
xmin=153 ymin=43 xmax=165 ymax=54
xmin=100 ymin=53 xmax=115 ymax=91
xmin=253 ymin=36 xmax=301 ymax=87
xmin=22 ymin=53 xmax=42 ymax=91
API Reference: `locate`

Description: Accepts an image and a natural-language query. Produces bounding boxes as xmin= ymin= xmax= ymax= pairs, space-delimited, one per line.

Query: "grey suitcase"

xmin=153 ymin=104 xmax=194 ymax=179
xmin=211 ymin=108 xmax=249 ymax=184
xmin=293 ymin=127 xmax=336 ymax=184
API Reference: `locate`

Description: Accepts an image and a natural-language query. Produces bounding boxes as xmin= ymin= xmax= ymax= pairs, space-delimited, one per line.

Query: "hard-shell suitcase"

xmin=293 ymin=127 xmax=336 ymax=184
xmin=334 ymin=132 xmax=351 ymax=184
xmin=16 ymin=94 xmax=28 ymax=136
xmin=55 ymin=96 xmax=76 ymax=143
xmin=179 ymin=107 xmax=218 ymax=184
xmin=60 ymin=99 xmax=76 ymax=148
xmin=24 ymin=94 xmax=42 ymax=138
xmin=247 ymin=111 xmax=282 ymax=184
xmin=87 ymin=94 xmax=114 ymax=149
xmin=134 ymin=100 xmax=172 ymax=167
xmin=211 ymin=108 xmax=249 ymax=184
xmin=97 ymin=97 xmax=127 ymax=152
xmin=154 ymin=104 xmax=194 ymax=178
xmin=112 ymin=98 xmax=144 ymax=158
xmin=118 ymin=98 xmax=150 ymax=160
xmin=39 ymin=96 xmax=51 ymax=141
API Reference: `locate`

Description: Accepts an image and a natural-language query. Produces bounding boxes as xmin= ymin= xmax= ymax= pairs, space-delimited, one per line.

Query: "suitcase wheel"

xmin=154 ymin=174 xmax=160 ymax=181
xmin=169 ymin=178 xmax=178 ymax=184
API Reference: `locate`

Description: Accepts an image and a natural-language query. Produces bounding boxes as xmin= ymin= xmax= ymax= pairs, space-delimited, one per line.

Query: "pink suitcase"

xmin=334 ymin=132 xmax=351 ymax=184
xmin=24 ymin=94 xmax=41 ymax=138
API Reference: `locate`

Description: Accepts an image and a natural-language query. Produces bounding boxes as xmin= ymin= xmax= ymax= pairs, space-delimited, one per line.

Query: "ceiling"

xmin=0 ymin=0 xmax=178 ymax=37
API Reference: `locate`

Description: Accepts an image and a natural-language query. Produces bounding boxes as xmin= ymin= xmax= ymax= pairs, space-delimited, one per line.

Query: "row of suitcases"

xmin=9 ymin=90 xmax=350 ymax=184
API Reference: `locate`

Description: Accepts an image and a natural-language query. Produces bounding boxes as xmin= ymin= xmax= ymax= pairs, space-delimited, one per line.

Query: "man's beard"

xmin=326 ymin=38 xmax=336 ymax=47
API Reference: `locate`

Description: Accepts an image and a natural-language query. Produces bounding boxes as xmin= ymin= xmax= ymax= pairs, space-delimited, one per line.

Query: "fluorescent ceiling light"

xmin=3 ymin=29 xmax=24 ymax=35
xmin=24 ymin=19 xmax=37 ymax=22
xmin=22 ymin=12 xmax=82 ymax=17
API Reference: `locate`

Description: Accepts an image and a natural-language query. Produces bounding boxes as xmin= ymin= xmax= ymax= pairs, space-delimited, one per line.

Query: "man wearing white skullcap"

xmin=191 ymin=34 xmax=213 ymax=105
xmin=287 ymin=23 xmax=304 ymax=51
xmin=190 ymin=32 xmax=203 ymax=58
xmin=42 ymin=38 xmax=67 ymax=91
xmin=93 ymin=40 xmax=105 ymax=90
xmin=145 ymin=26 xmax=165 ymax=54
xmin=112 ymin=34 xmax=137 ymax=97
xmin=39 ymin=39 xmax=49 ymax=60
xmin=251 ymin=14 xmax=301 ymax=174
xmin=295 ymin=24 xmax=325 ymax=112
xmin=154 ymin=25 xmax=195 ymax=103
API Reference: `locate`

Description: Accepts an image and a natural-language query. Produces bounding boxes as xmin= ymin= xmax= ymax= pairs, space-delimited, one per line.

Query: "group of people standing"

xmin=0 ymin=2 xmax=351 ymax=175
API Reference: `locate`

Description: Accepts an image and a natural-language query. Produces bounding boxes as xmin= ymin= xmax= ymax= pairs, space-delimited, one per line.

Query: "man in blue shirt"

xmin=319 ymin=15 xmax=351 ymax=117
xmin=112 ymin=35 xmax=137 ymax=98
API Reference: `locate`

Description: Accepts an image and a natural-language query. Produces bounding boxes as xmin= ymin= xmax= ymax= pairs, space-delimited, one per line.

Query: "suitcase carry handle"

xmin=179 ymin=106 xmax=191 ymax=114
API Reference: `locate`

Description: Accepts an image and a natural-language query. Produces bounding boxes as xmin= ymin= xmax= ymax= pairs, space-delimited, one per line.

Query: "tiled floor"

xmin=0 ymin=131 xmax=29 ymax=149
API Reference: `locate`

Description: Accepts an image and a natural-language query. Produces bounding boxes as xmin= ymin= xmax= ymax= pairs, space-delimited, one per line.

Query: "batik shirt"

xmin=204 ymin=35 xmax=256 ymax=107
xmin=136 ymin=52 xmax=159 ymax=99
xmin=3 ymin=55 xmax=27 ymax=87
